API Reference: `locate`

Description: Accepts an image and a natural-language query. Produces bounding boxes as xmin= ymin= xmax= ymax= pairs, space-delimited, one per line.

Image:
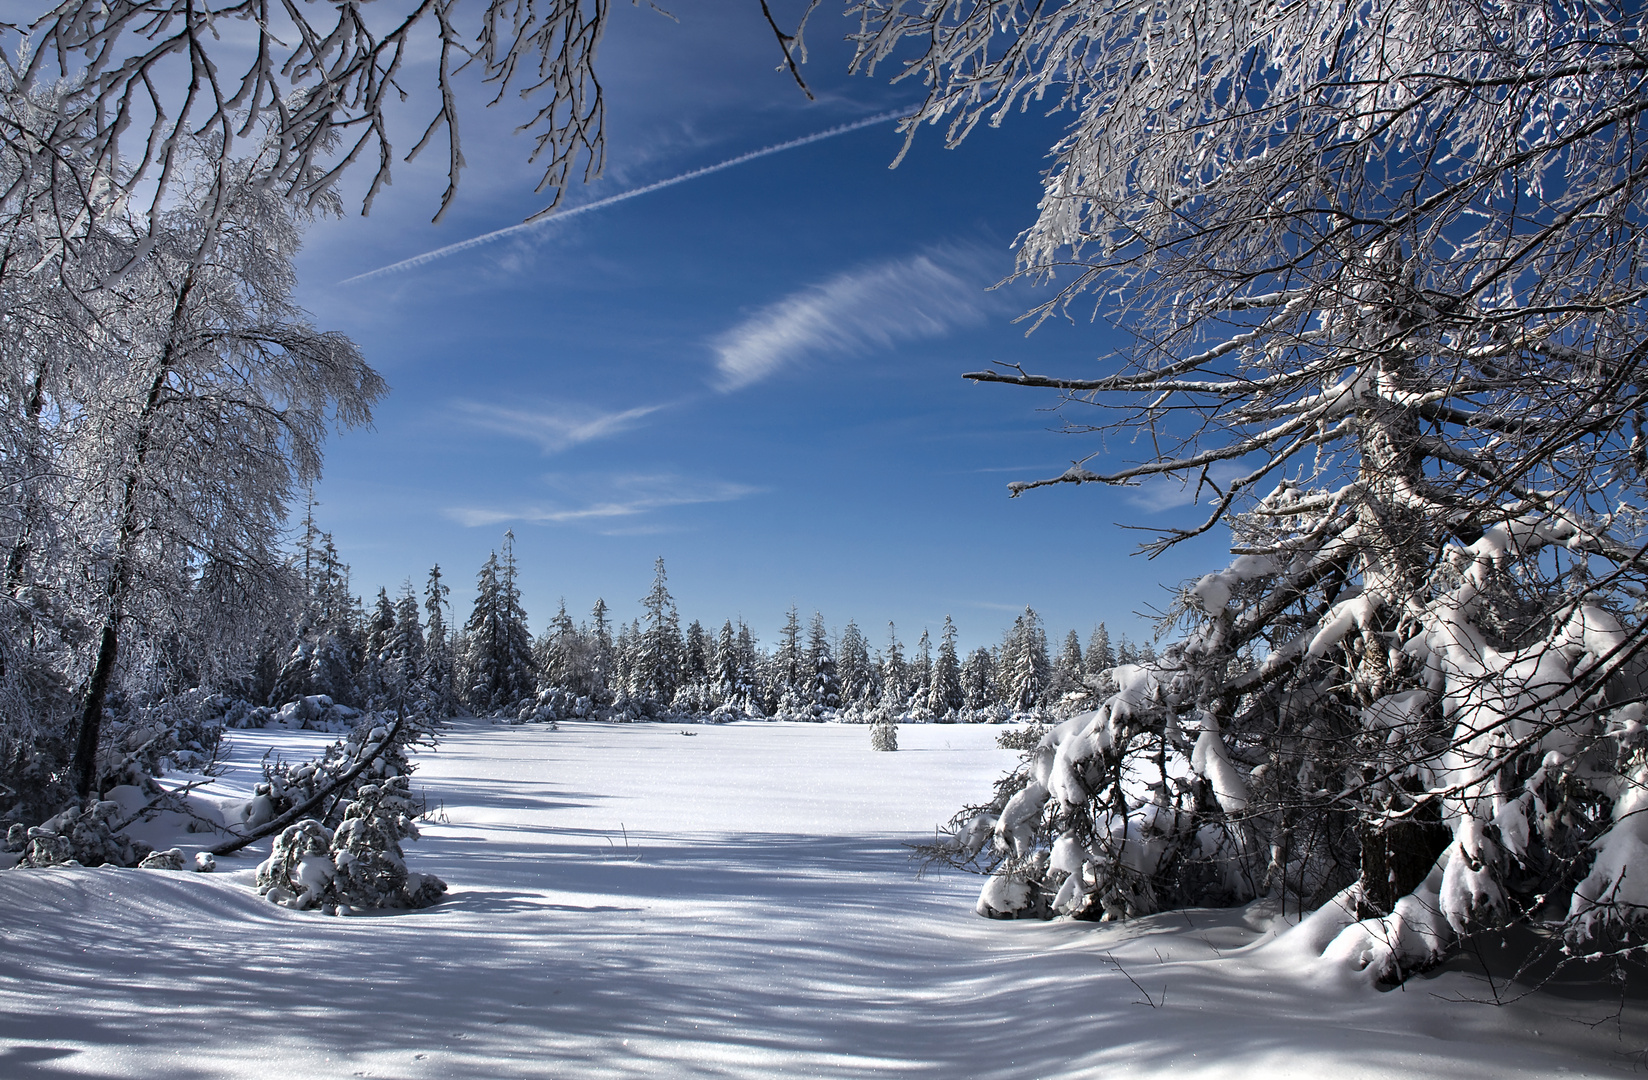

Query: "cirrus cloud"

xmin=710 ymin=247 xmax=1009 ymax=392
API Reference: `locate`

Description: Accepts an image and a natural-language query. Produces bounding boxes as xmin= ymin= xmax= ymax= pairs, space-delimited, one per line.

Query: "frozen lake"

xmin=0 ymin=719 xmax=1638 ymax=1078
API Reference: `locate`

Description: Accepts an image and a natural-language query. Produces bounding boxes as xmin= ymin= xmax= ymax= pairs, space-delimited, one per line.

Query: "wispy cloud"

xmin=445 ymin=473 xmax=760 ymax=528
xmin=710 ymin=247 xmax=1007 ymax=391
xmin=454 ymin=400 xmax=666 ymax=454
xmin=1125 ymin=463 xmax=1250 ymax=513
xmin=968 ymin=600 xmax=1033 ymax=613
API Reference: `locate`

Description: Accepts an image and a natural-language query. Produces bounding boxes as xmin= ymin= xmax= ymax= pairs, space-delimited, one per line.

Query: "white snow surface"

xmin=0 ymin=719 xmax=1641 ymax=1078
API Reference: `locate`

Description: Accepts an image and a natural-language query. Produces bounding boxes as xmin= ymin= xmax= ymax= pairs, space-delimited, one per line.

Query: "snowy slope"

xmin=0 ymin=720 xmax=1640 ymax=1078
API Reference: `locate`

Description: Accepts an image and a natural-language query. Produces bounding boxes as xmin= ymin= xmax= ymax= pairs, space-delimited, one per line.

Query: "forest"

xmin=2 ymin=0 xmax=1648 ymax=1071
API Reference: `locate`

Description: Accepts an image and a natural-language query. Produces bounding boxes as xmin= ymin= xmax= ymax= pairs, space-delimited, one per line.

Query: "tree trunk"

xmin=72 ymin=621 xmax=119 ymax=798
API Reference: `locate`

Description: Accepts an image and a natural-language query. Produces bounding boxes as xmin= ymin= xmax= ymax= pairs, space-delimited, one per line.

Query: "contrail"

xmin=340 ymin=109 xmax=908 ymax=285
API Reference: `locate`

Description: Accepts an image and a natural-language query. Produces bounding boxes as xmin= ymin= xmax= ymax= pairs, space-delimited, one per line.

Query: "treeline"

xmin=273 ymin=529 xmax=1139 ymax=724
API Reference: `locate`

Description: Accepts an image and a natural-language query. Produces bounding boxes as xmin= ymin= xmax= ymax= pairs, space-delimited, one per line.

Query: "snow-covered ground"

xmin=0 ymin=720 xmax=1642 ymax=1078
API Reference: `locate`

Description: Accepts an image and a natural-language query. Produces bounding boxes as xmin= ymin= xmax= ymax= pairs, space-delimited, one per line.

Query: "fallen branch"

xmin=208 ymin=713 xmax=406 ymax=858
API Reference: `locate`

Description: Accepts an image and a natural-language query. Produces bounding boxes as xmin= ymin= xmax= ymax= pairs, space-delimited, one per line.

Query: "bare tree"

xmin=833 ymin=0 xmax=1648 ymax=976
xmin=4 ymin=0 xmax=607 ymax=226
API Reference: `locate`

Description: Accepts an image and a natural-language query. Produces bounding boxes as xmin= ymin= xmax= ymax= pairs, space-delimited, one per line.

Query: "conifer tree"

xmin=960 ymin=647 xmax=997 ymax=712
xmin=837 ymin=620 xmax=872 ymax=707
xmin=1047 ymin=629 xmax=1085 ymax=704
xmin=1000 ymin=608 xmax=1050 ymax=713
xmin=805 ymin=612 xmax=841 ymax=713
xmin=929 ymin=616 xmax=964 ymax=717
xmin=776 ymin=606 xmax=803 ymax=694
xmin=912 ymin=629 xmax=933 ymax=710
xmin=683 ymin=620 xmax=710 ymax=687
xmin=636 ymin=559 xmax=682 ymax=707
xmin=389 ymin=583 xmax=425 ymax=705
xmin=460 ymin=537 xmax=534 ymax=715
xmin=423 ymin=564 xmax=455 ymax=716
xmin=589 ymin=598 xmax=613 ymax=704
xmin=1086 ymin=624 xmax=1115 ymax=675
xmin=362 ymin=587 xmax=397 ymax=708
xmin=880 ymin=623 xmax=907 ymax=715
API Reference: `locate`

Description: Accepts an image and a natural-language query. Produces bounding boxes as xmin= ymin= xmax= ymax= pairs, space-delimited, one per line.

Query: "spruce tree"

xmin=1047 ymin=629 xmax=1084 ymax=704
xmin=774 ymin=606 xmax=803 ymax=704
xmin=880 ymin=623 xmax=907 ymax=715
xmin=423 ymin=564 xmax=455 ymax=716
xmin=636 ymin=558 xmax=682 ymax=708
xmin=837 ymin=620 xmax=871 ymax=707
xmin=929 ymin=615 xmax=964 ymax=718
xmin=589 ymin=598 xmax=613 ymax=704
xmin=389 ymin=583 xmax=425 ymax=705
xmin=805 ymin=612 xmax=840 ymax=713
xmin=912 ymin=629 xmax=933 ymax=710
xmin=460 ymin=538 xmax=534 ymax=715
xmin=960 ymin=647 xmax=997 ymax=712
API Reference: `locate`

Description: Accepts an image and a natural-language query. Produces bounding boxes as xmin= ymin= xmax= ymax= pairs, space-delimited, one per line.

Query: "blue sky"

xmin=291 ymin=3 xmax=1227 ymax=653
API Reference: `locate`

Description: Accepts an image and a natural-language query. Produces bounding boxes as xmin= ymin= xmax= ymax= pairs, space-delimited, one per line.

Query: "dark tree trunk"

xmin=72 ymin=621 xmax=120 ymax=798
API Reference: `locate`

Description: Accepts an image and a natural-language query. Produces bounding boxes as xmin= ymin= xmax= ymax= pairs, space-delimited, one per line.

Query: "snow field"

xmin=0 ymin=720 xmax=1641 ymax=1078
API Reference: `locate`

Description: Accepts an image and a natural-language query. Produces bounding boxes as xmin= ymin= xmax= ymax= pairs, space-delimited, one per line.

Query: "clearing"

xmin=0 ymin=719 xmax=1641 ymax=1078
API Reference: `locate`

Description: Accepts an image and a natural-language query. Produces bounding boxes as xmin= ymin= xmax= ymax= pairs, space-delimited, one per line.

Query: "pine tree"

xmin=422 ymin=564 xmax=455 ymax=716
xmin=735 ymin=621 xmax=761 ymax=715
xmin=712 ymin=619 xmax=742 ymax=708
xmin=805 ymin=612 xmax=840 ymax=714
xmin=1000 ymin=608 xmax=1050 ymax=713
xmin=683 ymin=620 xmax=710 ymax=686
xmin=1084 ymin=623 xmax=1117 ymax=698
xmin=388 ymin=583 xmax=425 ymax=706
xmin=636 ymin=558 xmax=681 ymax=708
xmin=362 ymin=587 xmax=397 ymax=708
xmin=460 ymin=538 xmax=534 ymax=715
xmin=960 ymin=647 xmax=997 ymax=712
xmin=912 ymin=629 xmax=933 ymax=710
xmin=772 ymin=606 xmax=803 ymax=713
xmin=928 ymin=615 xmax=964 ymax=718
xmin=1047 ymin=629 xmax=1085 ymax=704
xmin=589 ymin=598 xmax=613 ymax=705
xmin=1086 ymin=624 xmax=1115 ymax=675
xmin=880 ymin=623 xmax=907 ymax=715
xmin=536 ymin=599 xmax=580 ymax=693
xmin=837 ymin=620 xmax=872 ymax=707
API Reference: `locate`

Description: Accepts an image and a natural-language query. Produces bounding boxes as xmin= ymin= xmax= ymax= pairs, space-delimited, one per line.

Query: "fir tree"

xmin=589 ymin=598 xmax=613 ymax=704
xmin=837 ymin=620 xmax=872 ymax=706
xmin=1000 ymin=608 xmax=1050 ymax=712
xmin=805 ymin=612 xmax=840 ymax=713
xmin=1047 ymin=629 xmax=1085 ymax=704
xmin=880 ymin=623 xmax=907 ymax=714
xmin=636 ymin=559 xmax=681 ymax=707
xmin=422 ymin=564 xmax=455 ymax=716
xmin=960 ymin=647 xmax=997 ymax=711
xmin=928 ymin=615 xmax=964 ymax=717
xmin=773 ymin=606 xmax=803 ymax=704
xmin=912 ymin=629 xmax=933 ymax=710
xmin=389 ymin=583 xmax=425 ymax=705
xmin=683 ymin=620 xmax=710 ymax=686
xmin=460 ymin=537 xmax=535 ymax=714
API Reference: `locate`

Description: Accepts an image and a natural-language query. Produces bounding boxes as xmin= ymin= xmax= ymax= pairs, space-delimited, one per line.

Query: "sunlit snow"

xmin=0 ymin=721 xmax=1639 ymax=1078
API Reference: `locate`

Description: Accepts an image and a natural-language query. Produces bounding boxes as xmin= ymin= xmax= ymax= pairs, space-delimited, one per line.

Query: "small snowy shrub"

xmin=996 ymin=724 xmax=1050 ymax=751
xmin=13 ymin=801 xmax=151 ymax=868
xmin=139 ymin=848 xmax=187 ymax=870
xmin=256 ymin=775 xmax=446 ymax=912
xmin=870 ymin=722 xmax=899 ymax=752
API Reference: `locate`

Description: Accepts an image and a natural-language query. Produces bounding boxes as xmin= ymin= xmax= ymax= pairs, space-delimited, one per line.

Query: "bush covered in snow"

xmin=6 ymin=801 xmax=151 ymax=868
xmin=870 ymin=722 xmax=899 ymax=752
xmin=256 ymin=775 xmax=446 ymax=913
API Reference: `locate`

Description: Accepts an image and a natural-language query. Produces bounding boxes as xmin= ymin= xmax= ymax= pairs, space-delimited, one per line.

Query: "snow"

xmin=0 ymin=719 xmax=1642 ymax=1078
